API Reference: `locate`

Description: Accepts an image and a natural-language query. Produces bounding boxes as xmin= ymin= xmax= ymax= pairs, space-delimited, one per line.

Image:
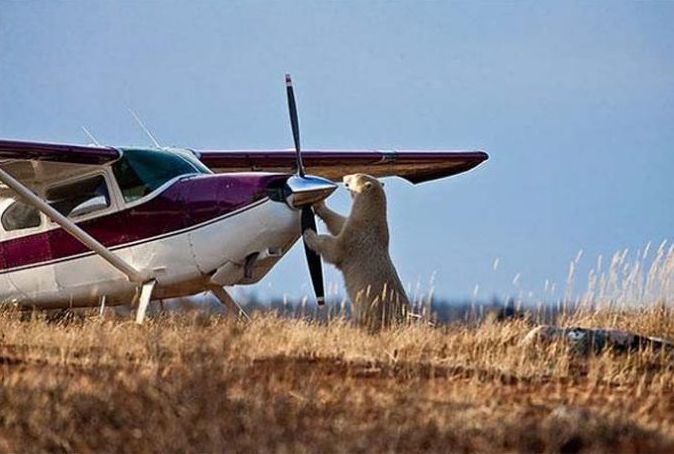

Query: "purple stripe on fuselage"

xmin=0 ymin=173 xmax=289 ymax=272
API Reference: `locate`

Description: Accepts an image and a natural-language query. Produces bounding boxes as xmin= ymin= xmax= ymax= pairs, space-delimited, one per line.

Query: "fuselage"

xmin=0 ymin=148 xmax=300 ymax=308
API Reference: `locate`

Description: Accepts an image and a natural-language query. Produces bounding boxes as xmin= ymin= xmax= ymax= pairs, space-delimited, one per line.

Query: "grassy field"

xmin=1 ymin=307 xmax=674 ymax=453
xmin=1 ymin=242 xmax=672 ymax=453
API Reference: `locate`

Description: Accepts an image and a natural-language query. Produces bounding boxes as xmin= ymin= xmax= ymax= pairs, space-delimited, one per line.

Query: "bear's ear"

xmin=364 ymin=181 xmax=372 ymax=190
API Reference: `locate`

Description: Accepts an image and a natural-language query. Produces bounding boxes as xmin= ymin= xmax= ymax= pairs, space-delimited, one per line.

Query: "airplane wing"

xmin=0 ymin=139 xmax=121 ymax=192
xmin=0 ymin=139 xmax=488 ymax=185
xmin=197 ymin=149 xmax=488 ymax=184
xmin=0 ymin=139 xmax=120 ymax=165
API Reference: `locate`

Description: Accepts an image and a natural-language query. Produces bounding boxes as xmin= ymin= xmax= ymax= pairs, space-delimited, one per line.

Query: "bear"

xmin=303 ymin=173 xmax=410 ymax=331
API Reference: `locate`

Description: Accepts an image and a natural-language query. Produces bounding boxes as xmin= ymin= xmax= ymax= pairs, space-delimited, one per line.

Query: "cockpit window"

xmin=113 ymin=148 xmax=211 ymax=203
xmin=47 ymin=175 xmax=111 ymax=218
xmin=1 ymin=200 xmax=41 ymax=231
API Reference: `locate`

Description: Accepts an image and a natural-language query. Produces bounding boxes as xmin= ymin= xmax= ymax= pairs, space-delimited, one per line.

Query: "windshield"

xmin=113 ymin=148 xmax=211 ymax=203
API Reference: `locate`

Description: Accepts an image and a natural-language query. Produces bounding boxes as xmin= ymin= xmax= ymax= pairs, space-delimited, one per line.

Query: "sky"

xmin=1 ymin=2 xmax=672 ymax=303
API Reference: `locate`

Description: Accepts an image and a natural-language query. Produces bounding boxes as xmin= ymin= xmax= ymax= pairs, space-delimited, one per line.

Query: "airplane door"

xmin=51 ymin=174 xmax=123 ymax=295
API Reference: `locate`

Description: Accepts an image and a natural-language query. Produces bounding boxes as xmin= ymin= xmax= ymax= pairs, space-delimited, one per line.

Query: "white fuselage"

xmin=0 ymin=197 xmax=299 ymax=308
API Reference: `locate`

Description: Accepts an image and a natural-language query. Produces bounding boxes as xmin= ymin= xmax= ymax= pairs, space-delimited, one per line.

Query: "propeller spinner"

xmin=285 ymin=74 xmax=335 ymax=305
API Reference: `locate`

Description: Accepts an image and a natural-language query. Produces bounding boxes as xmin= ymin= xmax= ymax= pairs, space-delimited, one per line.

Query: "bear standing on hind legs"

xmin=303 ymin=173 xmax=410 ymax=331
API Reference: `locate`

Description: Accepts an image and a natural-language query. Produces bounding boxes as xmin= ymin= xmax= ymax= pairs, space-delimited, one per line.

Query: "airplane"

xmin=0 ymin=75 xmax=488 ymax=323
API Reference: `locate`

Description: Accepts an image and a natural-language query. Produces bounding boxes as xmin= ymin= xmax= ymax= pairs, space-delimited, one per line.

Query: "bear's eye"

xmin=364 ymin=181 xmax=372 ymax=190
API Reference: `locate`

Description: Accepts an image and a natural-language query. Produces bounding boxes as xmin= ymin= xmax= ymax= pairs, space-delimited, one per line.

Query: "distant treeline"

xmin=226 ymin=294 xmax=570 ymax=325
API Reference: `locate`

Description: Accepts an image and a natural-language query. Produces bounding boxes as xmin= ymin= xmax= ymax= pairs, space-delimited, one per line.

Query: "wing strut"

xmin=0 ymin=167 xmax=150 ymax=284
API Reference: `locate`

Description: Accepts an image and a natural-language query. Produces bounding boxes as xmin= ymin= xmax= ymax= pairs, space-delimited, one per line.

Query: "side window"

xmin=47 ymin=175 xmax=111 ymax=218
xmin=1 ymin=201 xmax=41 ymax=231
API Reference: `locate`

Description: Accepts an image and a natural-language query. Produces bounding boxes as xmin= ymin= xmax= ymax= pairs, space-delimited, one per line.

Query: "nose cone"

xmin=285 ymin=175 xmax=337 ymax=208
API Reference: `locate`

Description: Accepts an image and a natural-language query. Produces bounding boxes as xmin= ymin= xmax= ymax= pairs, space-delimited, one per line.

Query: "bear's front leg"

xmin=303 ymin=230 xmax=343 ymax=266
xmin=313 ymin=202 xmax=347 ymax=236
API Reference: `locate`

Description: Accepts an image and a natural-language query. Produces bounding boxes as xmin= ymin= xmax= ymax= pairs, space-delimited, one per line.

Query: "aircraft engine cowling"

xmin=266 ymin=174 xmax=337 ymax=209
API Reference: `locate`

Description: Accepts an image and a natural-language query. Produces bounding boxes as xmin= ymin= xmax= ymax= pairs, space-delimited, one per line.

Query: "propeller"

xmin=285 ymin=73 xmax=326 ymax=305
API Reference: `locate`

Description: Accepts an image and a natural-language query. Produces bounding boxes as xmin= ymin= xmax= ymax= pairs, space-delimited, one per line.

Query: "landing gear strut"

xmin=208 ymin=285 xmax=250 ymax=321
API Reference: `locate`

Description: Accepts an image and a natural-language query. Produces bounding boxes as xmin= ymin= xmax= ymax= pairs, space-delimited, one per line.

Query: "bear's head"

xmin=343 ymin=174 xmax=385 ymax=199
xmin=343 ymin=173 xmax=388 ymax=230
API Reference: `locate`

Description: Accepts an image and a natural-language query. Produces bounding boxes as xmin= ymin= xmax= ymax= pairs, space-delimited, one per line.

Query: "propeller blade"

xmin=301 ymin=205 xmax=325 ymax=305
xmin=285 ymin=74 xmax=305 ymax=177
xmin=286 ymin=74 xmax=324 ymax=305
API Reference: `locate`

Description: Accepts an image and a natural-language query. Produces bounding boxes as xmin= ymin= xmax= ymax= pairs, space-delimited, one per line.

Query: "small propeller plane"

xmin=0 ymin=75 xmax=488 ymax=322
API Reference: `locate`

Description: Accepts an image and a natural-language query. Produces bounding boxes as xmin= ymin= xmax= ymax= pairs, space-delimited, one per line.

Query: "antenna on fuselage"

xmin=127 ymin=107 xmax=162 ymax=149
xmin=81 ymin=126 xmax=102 ymax=147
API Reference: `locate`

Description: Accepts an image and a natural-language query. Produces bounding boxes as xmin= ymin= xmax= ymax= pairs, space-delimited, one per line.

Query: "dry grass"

xmin=1 ymin=242 xmax=672 ymax=453
xmin=0 ymin=308 xmax=673 ymax=453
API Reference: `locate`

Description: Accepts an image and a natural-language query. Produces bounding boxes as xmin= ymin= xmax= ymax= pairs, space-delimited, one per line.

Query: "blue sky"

xmin=1 ymin=2 xmax=672 ymax=303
